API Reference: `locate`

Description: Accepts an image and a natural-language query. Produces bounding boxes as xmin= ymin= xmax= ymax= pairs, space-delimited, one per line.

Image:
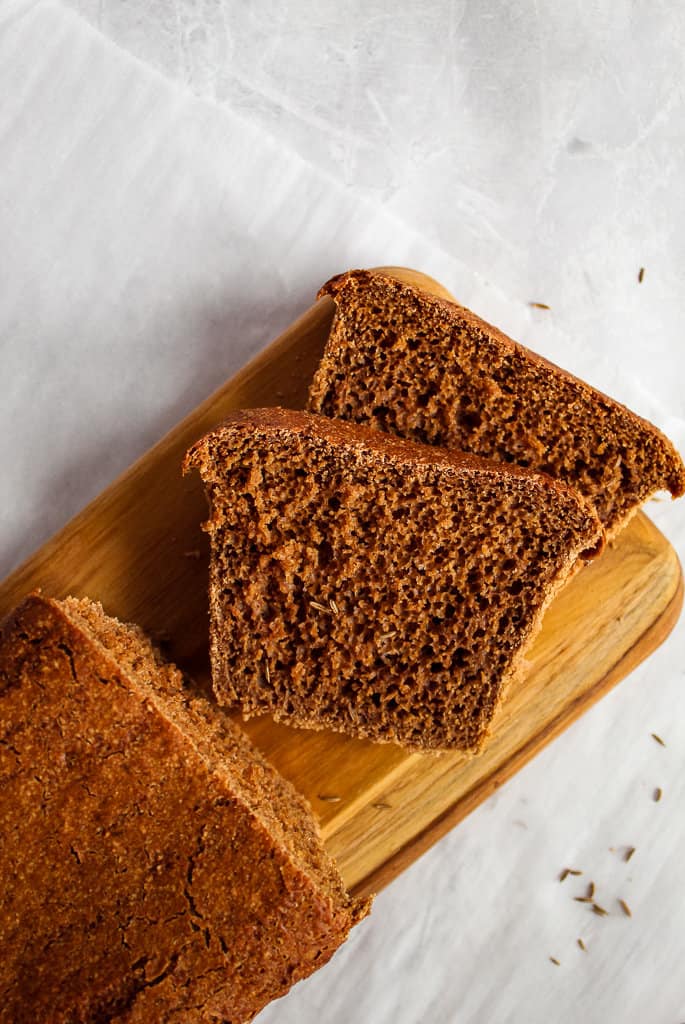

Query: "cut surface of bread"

xmin=0 ymin=593 xmax=368 ymax=1024
xmin=308 ymin=270 xmax=685 ymax=536
xmin=185 ymin=408 xmax=603 ymax=753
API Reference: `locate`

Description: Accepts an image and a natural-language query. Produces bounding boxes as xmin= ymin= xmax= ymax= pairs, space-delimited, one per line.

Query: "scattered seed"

xmin=380 ymin=631 xmax=398 ymax=641
xmin=653 ymin=787 xmax=663 ymax=802
xmin=573 ymin=882 xmax=595 ymax=903
xmin=372 ymin=801 xmax=391 ymax=810
xmin=310 ymin=601 xmax=330 ymax=613
xmin=567 ymin=869 xmax=583 ymax=876
xmin=530 ymin=301 xmax=551 ymax=310
xmin=549 ymin=957 xmax=560 ymax=966
xmin=183 ymin=549 xmax=201 ymax=559
xmin=638 ymin=267 xmax=645 ymax=283
xmin=592 ymin=904 xmax=609 ymax=917
xmin=264 ymin=663 xmax=271 ymax=684
xmin=651 ymin=733 xmax=666 ymax=747
xmin=577 ymin=938 xmax=587 ymax=952
xmin=559 ymin=868 xmax=570 ymax=882
xmin=619 ymin=899 xmax=632 ymax=918
xmin=317 ymin=794 xmax=341 ymax=803
xmin=329 ymin=599 xmax=339 ymax=615
xmin=624 ymin=846 xmax=636 ymax=863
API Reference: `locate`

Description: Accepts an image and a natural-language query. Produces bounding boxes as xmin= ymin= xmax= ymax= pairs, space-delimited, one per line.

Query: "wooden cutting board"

xmin=1 ymin=267 xmax=681 ymax=899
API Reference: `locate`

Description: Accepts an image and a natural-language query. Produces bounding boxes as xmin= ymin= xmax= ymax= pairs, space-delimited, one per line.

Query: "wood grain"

xmin=1 ymin=266 xmax=681 ymax=898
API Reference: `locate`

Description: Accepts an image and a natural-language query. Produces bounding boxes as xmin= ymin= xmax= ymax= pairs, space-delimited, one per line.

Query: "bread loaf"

xmin=308 ymin=270 xmax=685 ymax=536
xmin=0 ymin=593 xmax=368 ymax=1024
xmin=185 ymin=407 xmax=603 ymax=752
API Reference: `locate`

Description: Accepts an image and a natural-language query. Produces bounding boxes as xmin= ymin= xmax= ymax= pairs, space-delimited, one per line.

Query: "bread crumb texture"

xmin=308 ymin=270 xmax=685 ymax=536
xmin=0 ymin=594 xmax=368 ymax=1024
xmin=185 ymin=408 xmax=602 ymax=753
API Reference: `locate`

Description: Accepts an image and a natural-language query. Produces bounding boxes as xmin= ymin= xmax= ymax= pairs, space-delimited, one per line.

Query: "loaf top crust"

xmin=0 ymin=593 xmax=368 ymax=1024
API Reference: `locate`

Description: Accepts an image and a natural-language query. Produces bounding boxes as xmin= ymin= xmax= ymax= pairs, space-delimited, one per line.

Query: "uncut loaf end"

xmin=185 ymin=408 xmax=603 ymax=753
xmin=0 ymin=593 xmax=369 ymax=1024
xmin=308 ymin=270 xmax=685 ymax=537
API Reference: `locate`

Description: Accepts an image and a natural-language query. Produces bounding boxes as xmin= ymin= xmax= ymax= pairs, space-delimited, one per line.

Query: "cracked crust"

xmin=0 ymin=594 xmax=369 ymax=1024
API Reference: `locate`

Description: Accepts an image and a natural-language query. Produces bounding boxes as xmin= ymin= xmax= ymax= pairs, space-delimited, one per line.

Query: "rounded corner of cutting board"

xmin=371 ymin=266 xmax=457 ymax=303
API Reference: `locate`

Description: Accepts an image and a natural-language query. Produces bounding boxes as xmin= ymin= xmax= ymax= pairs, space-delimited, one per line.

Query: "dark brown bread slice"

xmin=307 ymin=270 xmax=685 ymax=537
xmin=185 ymin=408 xmax=603 ymax=753
xmin=0 ymin=593 xmax=369 ymax=1024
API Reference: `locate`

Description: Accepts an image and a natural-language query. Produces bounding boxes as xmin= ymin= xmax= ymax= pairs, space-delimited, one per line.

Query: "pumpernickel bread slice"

xmin=0 ymin=593 xmax=368 ymax=1024
xmin=308 ymin=270 xmax=685 ymax=537
xmin=185 ymin=408 xmax=603 ymax=752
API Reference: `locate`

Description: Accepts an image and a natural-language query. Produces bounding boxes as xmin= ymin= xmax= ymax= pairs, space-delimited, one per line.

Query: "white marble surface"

xmin=1 ymin=2 xmax=684 ymax=1022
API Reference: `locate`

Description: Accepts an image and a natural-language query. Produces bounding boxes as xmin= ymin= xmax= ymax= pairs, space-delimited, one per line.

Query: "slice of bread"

xmin=0 ymin=593 xmax=369 ymax=1024
xmin=185 ymin=408 xmax=603 ymax=753
xmin=308 ymin=270 xmax=685 ymax=537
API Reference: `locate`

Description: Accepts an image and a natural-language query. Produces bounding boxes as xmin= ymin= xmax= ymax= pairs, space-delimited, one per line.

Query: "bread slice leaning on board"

xmin=307 ymin=269 xmax=685 ymax=539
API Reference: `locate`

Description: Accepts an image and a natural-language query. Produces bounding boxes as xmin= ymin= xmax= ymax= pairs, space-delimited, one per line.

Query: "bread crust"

xmin=0 ymin=593 xmax=368 ymax=1024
